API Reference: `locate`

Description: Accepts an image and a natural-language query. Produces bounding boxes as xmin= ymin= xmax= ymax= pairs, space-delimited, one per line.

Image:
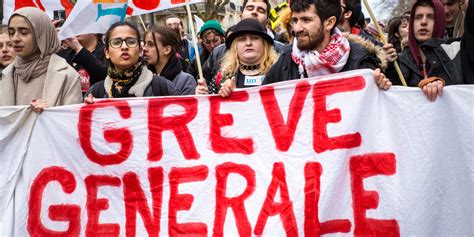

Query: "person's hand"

xmin=30 ymin=99 xmax=48 ymax=113
xmin=383 ymin=43 xmax=398 ymax=63
xmin=422 ymin=80 xmax=444 ymax=102
xmin=62 ymin=37 xmax=83 ymax=53
xmin=84 ymin=94 xmax=95 ymax=104
xmin=196 ymin=79 xmax=209 ymax=95
xmin=218 ymin=77 xmax=236 ymax=97
xmin=401 ymin=37 xmax=408 ymax=49
xmin=51 ymin=20 xmax=62 ymax=33
xmin=374 ymin=68 xmax=392 ymax=90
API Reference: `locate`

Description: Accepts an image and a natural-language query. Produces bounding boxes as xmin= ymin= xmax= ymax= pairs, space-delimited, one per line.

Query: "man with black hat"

xmin=262 ymin=0 xmax=391 ymax=90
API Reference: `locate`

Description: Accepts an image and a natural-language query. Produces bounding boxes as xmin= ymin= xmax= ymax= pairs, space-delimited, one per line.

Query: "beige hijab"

xmin=9 ymin=7 xmax=60 ymax=82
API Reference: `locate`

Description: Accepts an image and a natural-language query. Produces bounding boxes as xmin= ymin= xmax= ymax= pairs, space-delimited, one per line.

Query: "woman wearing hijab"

xmin=0 ymin=7 xmax=82 ymax=111
xmin=142 ymin=25 xmax=196 ymax=95
xmin=384 ymin=0 xmax=464 ymax=101
xmin=85 ymin=22 xmax=176 ymax=101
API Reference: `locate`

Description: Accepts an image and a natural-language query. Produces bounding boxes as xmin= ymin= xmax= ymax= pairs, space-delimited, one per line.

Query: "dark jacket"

xmin=187 ymin=48 xmax=210 ymax=80
xmin=263 ymin=41 xmax=380 ymax=84
xmin=148 ymin=54 xmax=197 ymax=96
xmin=172 ymin=71 xmax=197 ymax=95
xmin=57 ymin=44 xmax=107 ymax=89
xmin=202 ymin=41 xmax=287 ymax=85
xmin=461 ymin=0 xmax=474 ymax=84
xmin=386 ymin=39 xmax=464 ymax=86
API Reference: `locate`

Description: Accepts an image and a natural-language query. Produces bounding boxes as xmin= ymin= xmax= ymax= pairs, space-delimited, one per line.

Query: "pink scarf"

xmin=291 ymin=28 xmax=350 ymax=78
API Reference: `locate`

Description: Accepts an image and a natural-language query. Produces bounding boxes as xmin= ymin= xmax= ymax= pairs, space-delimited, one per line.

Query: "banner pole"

xmin=363 ymin=0 xmax=408 ymax=87
xmin=138 ymin=15 xmax=147 ymax=31
xmin=185 ymin=0 xmax=204 ymax=81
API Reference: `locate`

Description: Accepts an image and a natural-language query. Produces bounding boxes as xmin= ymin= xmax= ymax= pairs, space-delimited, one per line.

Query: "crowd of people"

xmin=0 ymin=0 xmax=472 ymax=111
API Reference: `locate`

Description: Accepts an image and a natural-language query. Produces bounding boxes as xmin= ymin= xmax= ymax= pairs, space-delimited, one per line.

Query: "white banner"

xmin=0 ymin=69 xmax=473 ymax=236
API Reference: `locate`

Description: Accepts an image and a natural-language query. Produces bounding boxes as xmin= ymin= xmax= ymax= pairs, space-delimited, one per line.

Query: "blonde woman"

xmin=197 ymin=18 xmax=278 ymax=97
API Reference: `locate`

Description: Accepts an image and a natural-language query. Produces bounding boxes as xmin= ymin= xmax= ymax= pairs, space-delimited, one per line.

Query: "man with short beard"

xmin=262 ymin=0 xmax=391 ymax=90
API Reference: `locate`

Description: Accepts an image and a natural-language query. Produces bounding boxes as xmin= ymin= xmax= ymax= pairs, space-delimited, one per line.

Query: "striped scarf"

xmin=291 ymin=28 xmax=350 ymax=78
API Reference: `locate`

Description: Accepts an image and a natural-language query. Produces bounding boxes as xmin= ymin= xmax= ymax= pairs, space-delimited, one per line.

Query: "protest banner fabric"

xmin=0 ymin=69 xmax=472 ymax=236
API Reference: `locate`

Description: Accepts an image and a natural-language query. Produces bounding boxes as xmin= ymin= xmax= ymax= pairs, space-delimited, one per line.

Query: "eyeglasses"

xmin=109 ymin=37 xmax=139 ymax=48
xmin=203 ymin=37 xmax=222 ymax=45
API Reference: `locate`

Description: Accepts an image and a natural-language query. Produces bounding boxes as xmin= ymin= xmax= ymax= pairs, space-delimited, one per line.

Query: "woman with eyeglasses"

xmin=142 ymin=25 xmax=196 ymax=95
xmin=85 ymin=22 xmax=176 ymax=102
xmin=187 ymin=20 xmax=225 ymax=80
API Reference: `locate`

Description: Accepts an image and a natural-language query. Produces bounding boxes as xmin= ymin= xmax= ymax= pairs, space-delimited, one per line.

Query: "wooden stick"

xmin=362 ymin=0 xmax=407 ymax=87
xmin=138 ymin=15 xmax=147 ymax=31
xmin=185 ymin=0 xmax=204 ymax=81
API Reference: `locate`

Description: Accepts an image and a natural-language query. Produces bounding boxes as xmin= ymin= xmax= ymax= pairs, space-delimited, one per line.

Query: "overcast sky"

xmin=363 ymin=0 xmax=393 ymax=21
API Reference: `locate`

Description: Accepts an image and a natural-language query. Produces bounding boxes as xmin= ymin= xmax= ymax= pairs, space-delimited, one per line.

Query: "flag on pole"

xmin=194 ymin=15 xmax=205 ymax=35
xmin=57 ymin=0 xmax=128 ymax=41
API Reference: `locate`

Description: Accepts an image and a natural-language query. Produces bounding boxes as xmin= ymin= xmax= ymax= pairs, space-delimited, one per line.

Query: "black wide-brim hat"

xmin=225 ymin=18 xmax=274 ymax=49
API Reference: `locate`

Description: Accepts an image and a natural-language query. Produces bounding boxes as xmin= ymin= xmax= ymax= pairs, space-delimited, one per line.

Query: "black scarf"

xmin=160 ymin=54 xmax=182 ymax=81
xmin=107 ymin=58 xmax=144 ymax=98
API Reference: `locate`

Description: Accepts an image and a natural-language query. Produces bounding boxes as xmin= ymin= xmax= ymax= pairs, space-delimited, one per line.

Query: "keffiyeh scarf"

xmin=291 ymin=28 xmax=351 ymax=78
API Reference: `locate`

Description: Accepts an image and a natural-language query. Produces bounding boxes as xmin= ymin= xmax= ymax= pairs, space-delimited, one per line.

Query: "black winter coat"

xmin=385 ymin=39 xmax=464 ymax=86
xmin=57 ymin=44 xmax=108 ymax=87
xmin=263 ymin=42 xmax=380 ymax=85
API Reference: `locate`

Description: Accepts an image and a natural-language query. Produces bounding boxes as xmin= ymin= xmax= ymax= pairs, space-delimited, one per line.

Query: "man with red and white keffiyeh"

xmin=262 ymin=0 xmax=392 ymax=90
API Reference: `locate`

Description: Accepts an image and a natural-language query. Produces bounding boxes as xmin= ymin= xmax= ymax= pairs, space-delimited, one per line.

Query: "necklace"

xmin=239 ymin=64 xmax=260 ymax=71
